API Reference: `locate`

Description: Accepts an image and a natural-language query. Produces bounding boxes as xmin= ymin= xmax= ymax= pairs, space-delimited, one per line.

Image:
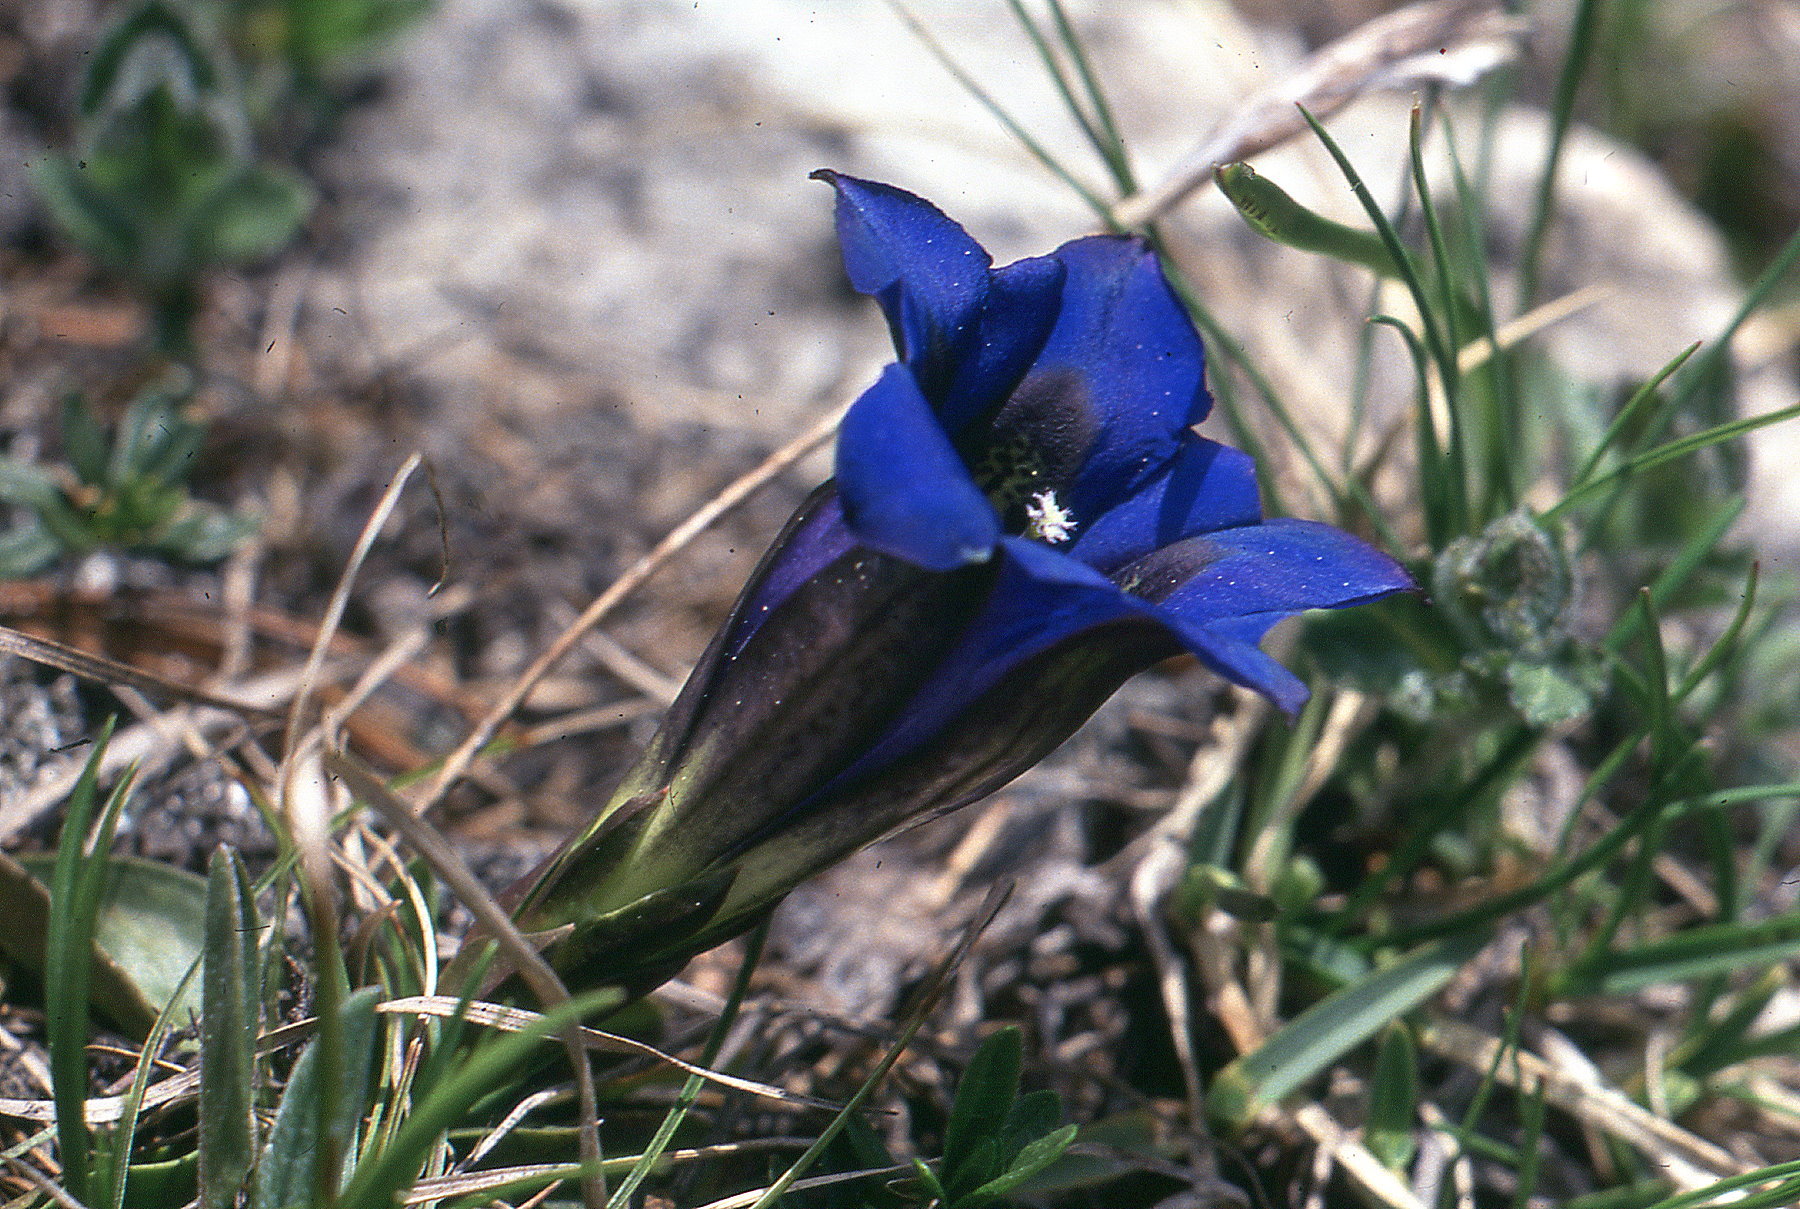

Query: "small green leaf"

xmin=995 ymin=1088 xmax=1061 ymax=1166
xmin=111 ymin=390 xmax=181 ymax=484
xmin=288 ymin=0 xmax=435 ymax=68
xmin=945 ymin=1136 xmax=1001 ymax=1205
xmin=193 ymin=164 xmax=313 ymax=264
xmin=254 ymin=986 xmax=382 ymax=1209
xmin=1504 ymin=662 xmax=1593 ymax=726
xmin=1216 ymin=161 xmax=1400 ymax=278
xmin=908 ymin=1156 xmax=948 ymax=1203
xmin=81 ymin=0 xmax=223 ymax=116
xmin=154 ymin=505 xmax=258 ymax=563
xmin=30 ymin=156 xmax=141 ymax=268
xmin=1365 ymin=1025 xmax=1419 ymax=1170
xmin=60 ymin=394 xmax=111 ymax=486
xmin=944 ymin=1026 xmax=1023 ymax=1181
xmin=0 ymin=522 xmax=63 ymax=578
xmin=960 ymin=1124 xmax=1079 ymax=1207
xmin=0 ymin=849 xmax=174 ymax=1037
xmin=0 ymin=457 xmax=63 ymax=508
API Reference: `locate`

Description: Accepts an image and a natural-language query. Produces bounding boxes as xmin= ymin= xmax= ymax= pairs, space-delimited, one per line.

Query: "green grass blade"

xmin=1206 ymin=930 xmax=1490 ymax=1128
xmin=1518 ymin=0 xmax=1604 ymax=306
xmin=1676 ymin=968 xmax=1782 ymax=1078
xmin=1044 ymin=0 xmax=1134 ymax=191
xmin=887 ymin=0 xmax=1112 ymax=222
xmin=1548 ymin=400 xmax=1800 ymax=521
xmin=1641 ymin=1161 xmax=1800 ymax=1209
xmin=604 ymin=920 xmax=768 ymax=1209
xmin=1371 ymin=312 xmax=1452 ymax=546
xmin=1440 ymin=112 xmax=1515 ymax=517
xmin=1409 ymin=104 xmax=1474 ymax=515
xmin=743 ymin=893 xmax=1003 ymax=1209
xmin=1676 ymin=560 xmax=1760 ymax=704
xmin=44 ymin=720 xmax=121 ymax=1207
xmin=1510 ymin=1078 xmax=1550 ymax=1209
xmin=1002 ymin=1 xmax=1117 ymax=188
xmin=339 ymin=989 xmax=620 ymax=1209
xmin=1297 ymin=106 xmax=1453 ymax=384
xmin=1601 ymin=496 xmax=1744 ymax=652
xmin=1576 ymin=221 xmax=1800 ymax=506
xmin=1632 ymin=589 xmax=1674 ymax=765
xmin=100 ymin=952 xmax=204 ymax=1209
xmin=1561 ymin=913 xmax=1800 ymax=997
xmin=1565 ymin=342 xmax=1700 ymax=494
xmin=200 ymin=848 xmax=260 ymax=1209
xmin=1643 ymin=1159 xmax=1800 ymax=1209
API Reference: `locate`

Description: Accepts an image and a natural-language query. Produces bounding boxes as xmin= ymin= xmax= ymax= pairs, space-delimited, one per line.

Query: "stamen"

xmin=1025 ymin=490 xmax=1077 ymax=544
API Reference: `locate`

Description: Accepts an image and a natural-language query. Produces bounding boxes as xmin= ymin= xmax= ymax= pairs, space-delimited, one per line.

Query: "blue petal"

xmin=1141 ymin=519 xmax=1415 ymax=624
xmin=1069 ymin=436 xmax=1261 ymax=574
xmin=1164 ymin=613 xmax=1311 ymax=715
xmin=999 ymin=237 xmax=1213 ymax=518
xmin=1114 ymin=519 xmax=1411 ymax=714
xmin=814 ymin=170 xmax=992 ymax=396
xmin=990 ymin=542 xmax=1310 ymax=719
xmin=935 ymin=253 xmax=1066 ymax=437
xmin=836 ymin=364 xmax=1000 ymax=570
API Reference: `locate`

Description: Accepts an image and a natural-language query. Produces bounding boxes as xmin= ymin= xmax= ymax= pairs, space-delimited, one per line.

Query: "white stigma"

xmin=1025 ymin=489 xmax=1078 ymax=544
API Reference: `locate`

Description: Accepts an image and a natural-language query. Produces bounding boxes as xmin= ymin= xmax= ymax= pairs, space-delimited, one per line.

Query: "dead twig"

xmin=1419 ymin=1017 xmax=1747 ymax=1191
xmin=1112 ymin=0 xmax=1529 ymax=228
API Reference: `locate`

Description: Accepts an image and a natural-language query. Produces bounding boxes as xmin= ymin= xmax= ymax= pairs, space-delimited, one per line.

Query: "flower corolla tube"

xmin=492 ymin=173 xmax=1414 ymax=992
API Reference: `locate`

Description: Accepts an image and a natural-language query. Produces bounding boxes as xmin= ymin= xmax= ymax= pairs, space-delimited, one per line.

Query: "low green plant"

xmin=30 ymin=0 xmax=436 ymax=356
xmin=225 ymin=0 xmax=437 ymax=119
xmin=30 ymin=0 xmax=313 ymax=354
xmin=0 ymin=380 xmax=255 ymax=576
xmin=903 ymin=1027 xmax=1078 ymax=1209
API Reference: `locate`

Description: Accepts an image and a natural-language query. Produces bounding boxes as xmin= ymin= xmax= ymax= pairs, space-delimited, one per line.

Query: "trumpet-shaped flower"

xmin=496 ymin=174 xmax=1413 ymax=990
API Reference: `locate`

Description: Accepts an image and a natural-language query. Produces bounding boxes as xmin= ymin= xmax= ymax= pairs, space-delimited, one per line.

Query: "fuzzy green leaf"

xmin=253 ymin=986 xmax=381 ymax=1209
xmin=199 ymin=848 xmax=260 ymax=1209
xmin=944 ymin=1026 xmax=1023 ymax=1181
xmin=0 ymin=522 xmax=63 ymax=578
xmin=60 ymin=394 xmax=112 ymax=486
xmin=192 ymin=164 xmax=314 ymax=265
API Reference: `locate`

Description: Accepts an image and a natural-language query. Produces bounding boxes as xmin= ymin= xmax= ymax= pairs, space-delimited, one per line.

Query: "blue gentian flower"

xmin=498 ymin=173 xmax=1412 ymax=990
